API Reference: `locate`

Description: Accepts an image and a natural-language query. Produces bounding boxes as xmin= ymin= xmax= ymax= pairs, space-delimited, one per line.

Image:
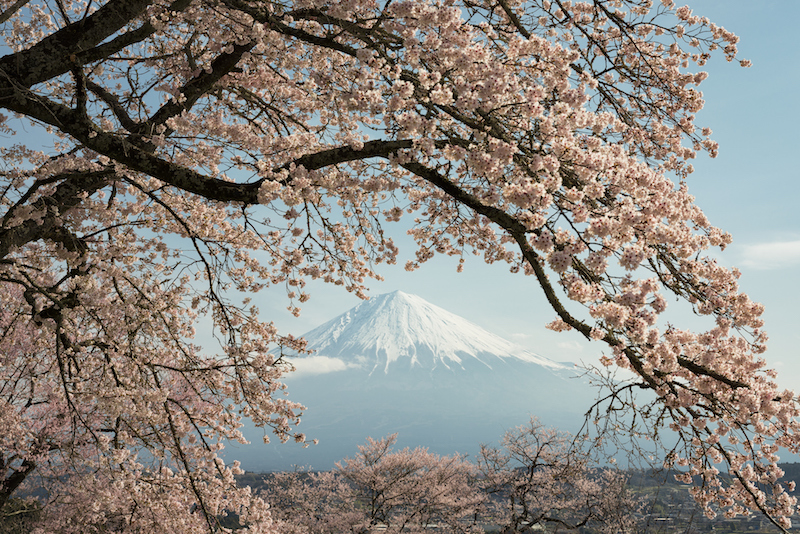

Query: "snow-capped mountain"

xmin=297 ymin=290 xmax=565 ymax=375
xmin=236 ymin=291 xmax=596 ymax=471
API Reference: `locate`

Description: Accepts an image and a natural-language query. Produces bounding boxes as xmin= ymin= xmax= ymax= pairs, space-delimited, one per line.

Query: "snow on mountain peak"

xmin=293 ymin=290 xmax=567 ymax=376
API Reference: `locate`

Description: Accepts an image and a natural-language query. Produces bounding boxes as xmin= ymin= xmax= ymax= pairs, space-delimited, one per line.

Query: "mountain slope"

xmin=296 ymin=290 xmax=566 ymax=376
xmin=237 ymin=291 xmax=595 ymax=471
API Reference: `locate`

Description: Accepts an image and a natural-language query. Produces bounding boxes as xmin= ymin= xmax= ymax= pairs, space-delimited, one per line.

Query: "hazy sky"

xmin=255 ymin=1 xmax=800 ymax=391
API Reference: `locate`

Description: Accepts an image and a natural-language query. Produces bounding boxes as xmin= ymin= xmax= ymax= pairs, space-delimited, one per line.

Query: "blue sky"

xmin=258 ymin=1 xmax=800 ymax=391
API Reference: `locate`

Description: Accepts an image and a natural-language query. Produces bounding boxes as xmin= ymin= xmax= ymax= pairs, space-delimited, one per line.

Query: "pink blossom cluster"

xmin=0 ymin=0 xmax=792 ymax=530
xmin=268 ymin=420 xmax=637 ymax=533
xmin=268 ymin=433 xmax=484 ymax=533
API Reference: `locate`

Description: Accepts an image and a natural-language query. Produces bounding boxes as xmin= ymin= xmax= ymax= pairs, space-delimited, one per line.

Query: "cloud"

xmin=737 ymin=240 xmax=800 ymax=270
xmin=286 ymin=355 xmax=358 ymax=378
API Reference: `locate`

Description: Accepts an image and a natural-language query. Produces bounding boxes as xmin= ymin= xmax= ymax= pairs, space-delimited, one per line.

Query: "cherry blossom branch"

xmin=0 ymin=0 xmax=154 ymax=87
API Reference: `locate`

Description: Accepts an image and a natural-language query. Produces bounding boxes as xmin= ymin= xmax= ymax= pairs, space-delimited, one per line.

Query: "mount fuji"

xmin=294 ymin=290 xmax=567 ymax=377
xmin=234 ymin=291 xmax=597 ymax=471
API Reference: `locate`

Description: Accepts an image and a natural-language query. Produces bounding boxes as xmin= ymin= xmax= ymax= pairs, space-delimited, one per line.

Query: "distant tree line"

xmin=6 ymin=417 xmax=796 ymax=533
xmin=245 ymin=422 xmax=800 ymax=534
xmin=262 ymin=418 xmax=639 ymax=534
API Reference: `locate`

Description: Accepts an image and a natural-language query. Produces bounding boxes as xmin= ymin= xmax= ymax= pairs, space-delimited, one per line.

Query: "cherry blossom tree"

xmin=267 ymin=434 xmax=483 ymax=533
xmin=261 ymin=470 xmax=362 ymax=534
xmin=0 ymin=0 xmax=796 ymax=531
xmin=267 ymin=424 xmax=637 ymax=534
xmin=478 ymin=418 xmax=639 ymax=534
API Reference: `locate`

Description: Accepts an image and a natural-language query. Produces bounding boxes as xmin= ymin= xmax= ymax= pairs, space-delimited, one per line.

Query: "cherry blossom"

xmin=478 ymin=418 xmax=639 ymax=534
xmin=0 ymin=0 xmax=794 ymax=531
xmin=268 ymin=434 xmax=483 ymax=533
xmin=268 ymin=422 xmax=638 ymax=534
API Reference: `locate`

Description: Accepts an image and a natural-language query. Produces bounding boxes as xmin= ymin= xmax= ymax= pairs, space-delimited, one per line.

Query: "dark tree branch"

xmin=134 ymin=41 xmax=257 ymax=137
xmin=0 ymin=170 xmax=113 ymax=259
xmin=0 ymin=0 xmax=154 ymax=87
xmin=0 ymin=459 xmax=35 ymax=511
